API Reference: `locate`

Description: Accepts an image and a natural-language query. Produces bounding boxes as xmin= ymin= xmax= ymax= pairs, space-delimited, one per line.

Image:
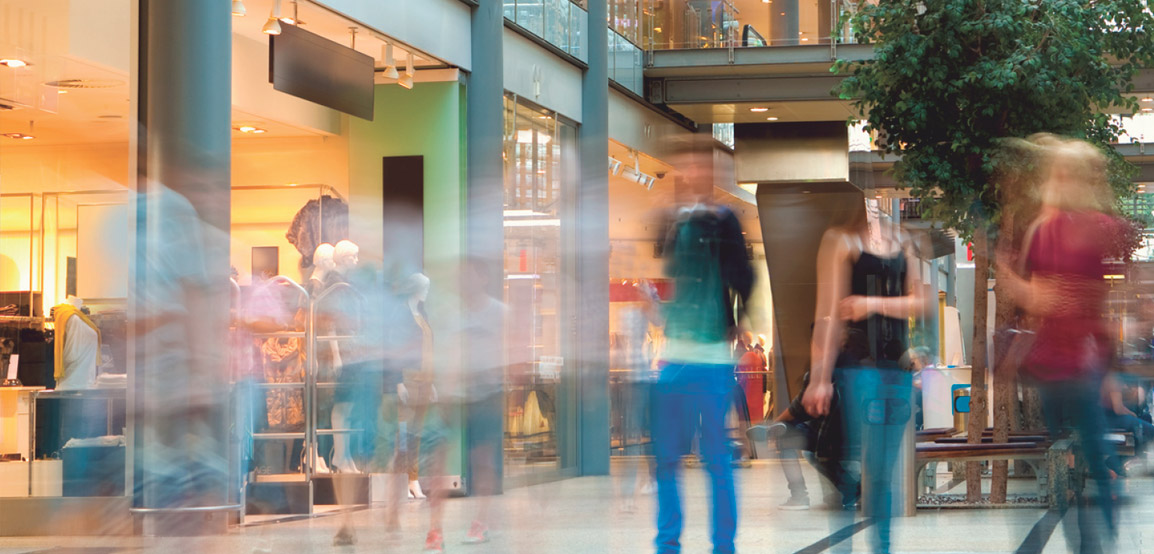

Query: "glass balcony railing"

xmin=645 ymin=0 xmax=873 ymax=51
xmin=608 ymin=30 xmax=643 ymax=96
xmin=505 ymin=0 xmax=590 ymax=62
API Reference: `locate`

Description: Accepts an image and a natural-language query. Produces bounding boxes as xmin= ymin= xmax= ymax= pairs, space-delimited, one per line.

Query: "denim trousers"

xmin=1034 ymin=376 xmax=1117 ymax=551
xmin=829 ymin=367 xmax=912 ymax=554
xmin=652 ymin=362 xmax=737 ymax=554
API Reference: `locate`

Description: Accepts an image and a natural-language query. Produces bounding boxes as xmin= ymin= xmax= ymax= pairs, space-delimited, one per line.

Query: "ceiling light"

xmin=0 ymin=59 xmax=28 ymax=68
xmin=739 ymin=183 xmax=758 ymax=195
xmin=57 ymin=90 xmax=67 ymax=94
xmin=381 ymin=42 xmax=399 ymax=80
xmin=801 ymin=38 xmax=809 ymax=42
xmin=750 ymin=107 xmax=769 ymax=112
xmin=766 ymin=116 xmax=779 ymax=121
xmin=609 ymin=157 xmax=623 ymax=176
xmin=398 ymin=52 xmax=414 ymax=89
xmin=1143 ymin=108 xmax=1153 ymax=113
xmin=231 ymin=0 xmax=246 ymax=16
xmin=262 ymin=0 xmax=282 ymax=35
xmin=279 ymin=0 xmax=300 ymax=24
xmin=1143 ymin=97 xmax=1154 ymax=102
xmin=2 ymin=133 xmax=33 ymax=140
xmin=233 ymin=124 xmax=268 ymax=134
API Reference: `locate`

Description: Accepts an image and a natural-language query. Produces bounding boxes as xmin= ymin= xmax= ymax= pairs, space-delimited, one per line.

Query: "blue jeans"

xmin=1035 ymin=377 xmax=1116 ymax=550
xmin=830 ymin=367 xmax=912 ymax=554
xmin=652 ymin=362 xmax=737 ymax=554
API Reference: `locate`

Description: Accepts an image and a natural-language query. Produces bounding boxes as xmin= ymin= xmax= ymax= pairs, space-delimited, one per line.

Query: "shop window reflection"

xmin=502 ymin=96 xmax=573 ymax=475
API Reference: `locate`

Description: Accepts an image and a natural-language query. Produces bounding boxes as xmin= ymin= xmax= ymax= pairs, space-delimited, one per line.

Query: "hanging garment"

xmin=521 ymin=390 xmax=552 ymax=437
xmin=285 ymin=195 xmax=349 ymax=270
xmin=262 ymin=337 xmax=305 ymax=430
xmin=52 ymin=304 xmax=101 ymax=384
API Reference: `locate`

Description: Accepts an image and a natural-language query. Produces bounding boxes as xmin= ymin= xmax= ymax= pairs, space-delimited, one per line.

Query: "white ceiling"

xmin=0 ymin=0 xmax=448 ymax=149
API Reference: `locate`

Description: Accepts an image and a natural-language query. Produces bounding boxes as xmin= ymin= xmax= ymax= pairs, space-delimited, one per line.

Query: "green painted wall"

xmin=348 ymin=81 xmax=467 ymax=478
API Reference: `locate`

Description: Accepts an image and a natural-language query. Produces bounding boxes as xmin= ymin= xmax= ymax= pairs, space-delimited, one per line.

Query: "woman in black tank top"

xmin=802 ymin=201 xmax=928 ymax=554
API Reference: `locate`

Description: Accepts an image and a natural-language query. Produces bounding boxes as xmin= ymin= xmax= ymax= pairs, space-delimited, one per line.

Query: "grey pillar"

xmin=132 ymin=0 xmax=232 ymax=535
xmin=466 ymin=0 xmax=506 ymax=493
xmin=770 ymin=0 xmax=800 ymax=46
xmin=577 ymin=0 xmax=610 ymax=476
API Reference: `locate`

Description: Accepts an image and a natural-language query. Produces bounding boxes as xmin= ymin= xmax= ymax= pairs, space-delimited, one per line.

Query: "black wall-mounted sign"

xmin=270 ymin=24 xmax=375 ymax=120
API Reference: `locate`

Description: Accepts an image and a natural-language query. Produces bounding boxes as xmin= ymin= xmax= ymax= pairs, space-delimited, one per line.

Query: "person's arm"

xmin=838 ymin=235 xmax=929 ymax=321
xmin=802 ymin=229 xmax=853 ymax=417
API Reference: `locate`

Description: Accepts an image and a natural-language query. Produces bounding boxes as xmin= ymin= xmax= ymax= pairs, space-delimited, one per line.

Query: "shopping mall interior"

xmin=4 ymin=0 xmax=1154 ymax=552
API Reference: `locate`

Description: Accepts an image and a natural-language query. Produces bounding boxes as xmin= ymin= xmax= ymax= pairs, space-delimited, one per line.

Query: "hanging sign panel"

xmin=270 ymin=24 xmax=375 ymax=120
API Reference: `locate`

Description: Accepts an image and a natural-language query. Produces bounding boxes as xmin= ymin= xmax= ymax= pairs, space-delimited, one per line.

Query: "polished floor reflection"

xmin=5 ymin=457 xmax=1154 ymax=553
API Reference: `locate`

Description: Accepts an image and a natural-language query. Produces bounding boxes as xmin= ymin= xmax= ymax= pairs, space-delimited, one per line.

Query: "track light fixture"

xmin=381 ymin=42 xmax=399 ymax=80
xmin=398 ymin=52 xmax=414 ymax=89
xmin=262 ymin=0 xmax=282 ymax=35
xmin=231 ymin=0 xmax=246 ymax=16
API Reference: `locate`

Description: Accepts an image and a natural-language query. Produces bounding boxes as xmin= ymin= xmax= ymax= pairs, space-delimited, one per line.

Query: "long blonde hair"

xmin=1032 ymin=134 xmax=1112 ymax=212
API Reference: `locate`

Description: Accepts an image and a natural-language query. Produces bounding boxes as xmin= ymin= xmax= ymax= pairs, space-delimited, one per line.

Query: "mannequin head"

xmin=334 ymin=240 xmax=359 ymax=272
xmin=313 ymin=243 xmax=336 ymax=277
xmin=398 ymin=273 xmax=431 ymax=304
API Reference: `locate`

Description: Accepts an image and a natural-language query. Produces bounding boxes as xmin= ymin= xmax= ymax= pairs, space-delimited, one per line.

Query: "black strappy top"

xmin=835 ymin=249 xmax=909 ymax=370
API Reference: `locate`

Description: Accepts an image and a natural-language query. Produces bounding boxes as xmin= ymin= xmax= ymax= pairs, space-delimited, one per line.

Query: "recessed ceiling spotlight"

xmin=1143 ymin=97 xmax=1154 ymax=102
xmin=233 ymin=125 xmax=268 ymax=134
xmin=2 ymin=133 xmax=33 ymax=140
xmin=750 ymin=107 xmax=769 ymax=113
xmin=0 ymin=59 xmax=28 ymax=68
xmin=1142 ymin=108 xmax=1153 ymax=113
xmin=766 ymin=116 xmax=779 ymax=121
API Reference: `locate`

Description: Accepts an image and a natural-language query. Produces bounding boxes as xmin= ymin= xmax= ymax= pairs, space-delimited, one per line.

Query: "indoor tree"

xmin=835 ymin=0 xmax=1154 ymax=503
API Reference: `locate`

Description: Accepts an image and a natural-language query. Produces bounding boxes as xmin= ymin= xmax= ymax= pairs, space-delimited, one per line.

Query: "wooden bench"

xmin=915 ymin=441 xmax=1054 ymax=506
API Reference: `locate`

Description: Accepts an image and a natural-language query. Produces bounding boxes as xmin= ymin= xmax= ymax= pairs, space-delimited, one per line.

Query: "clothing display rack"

xmin=237 ymin=275 xmax=367 ymax=516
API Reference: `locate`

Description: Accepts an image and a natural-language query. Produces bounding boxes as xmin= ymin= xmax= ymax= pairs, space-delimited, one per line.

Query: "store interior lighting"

xmin=0 ymin=59 xmax=28 ymax=68
xmin=750 ymin=107 xmax=769 ymax=113
xmin=231 ymin=0 xmax=246 ymax=16
xmin=398 ymin=52 xmax=414 ymax=89
xmin=766 ymin=116 xmax=779 ymax=121
xmin=233 ymin=124 xmax=267 ymax=134
xmin=279 ymin=0 xmax=300 ymax=25
xmin=381 ymin=42 xmax=399 ymax=80
xmin=739 ymin=183 xmax=758 ymax=195
xmin=262 ymin=0 xmax=282 ymax=35
xmin=504 ymin=218 xmax=561 ymax=228
xmin=608 ymin=156 xmax=623 ymax=176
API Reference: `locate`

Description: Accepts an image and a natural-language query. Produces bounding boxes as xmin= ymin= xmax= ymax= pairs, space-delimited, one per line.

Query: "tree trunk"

xmin=990 ymin=262 xmax=1015 ymax=503
xmin=966 ymin=227 xmax=990 ymax=503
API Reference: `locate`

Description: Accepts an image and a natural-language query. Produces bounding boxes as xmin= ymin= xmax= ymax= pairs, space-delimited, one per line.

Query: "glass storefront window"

xmin=502 ymin=95 xmax=576 ymax=478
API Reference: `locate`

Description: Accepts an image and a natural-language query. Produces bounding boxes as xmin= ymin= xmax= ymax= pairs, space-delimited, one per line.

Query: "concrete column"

xmin=577 ymin=0 xmax=610 ymax=476
xmin=466 ymin=0 xmax=506 ymax=493
xmin=132 ymin=0 xmax=232 ymax=535
xmin=770 ymin=0 xmax=799 ymax=46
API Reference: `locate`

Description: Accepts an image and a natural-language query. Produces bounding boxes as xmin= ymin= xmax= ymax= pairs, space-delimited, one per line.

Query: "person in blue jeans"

xmin=652 ymin=200 xmax=753 ymax=554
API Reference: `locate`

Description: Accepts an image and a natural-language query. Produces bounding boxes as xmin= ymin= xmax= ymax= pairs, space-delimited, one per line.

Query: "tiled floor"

xmin=1 ymin=459 xmax=1152 ymax=553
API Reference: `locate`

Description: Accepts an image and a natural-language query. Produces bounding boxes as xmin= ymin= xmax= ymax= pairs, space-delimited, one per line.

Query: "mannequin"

xmin=310 ymin=243 xmax=339 ymax=475
xmin=333 ymin=240 xmax=359 ymax=276
xmin=310 ymin=243 xmax=336 ymax=294
xmin=324 ymin=241 xmax=357 ymax=474
xmin=54 ymin=297 xmax=101 ymax=390
xmin=401 ymin=273 xmax=433 ymax=500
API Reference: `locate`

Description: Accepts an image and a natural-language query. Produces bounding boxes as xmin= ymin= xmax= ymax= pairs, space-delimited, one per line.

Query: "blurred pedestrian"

xmin=802 ymin=197 xmax=926 ymax=554
xmin=996 ymin=135 xmax=1128 ymax=549
xmin=652 ymin=199 xmax=753 ymax=554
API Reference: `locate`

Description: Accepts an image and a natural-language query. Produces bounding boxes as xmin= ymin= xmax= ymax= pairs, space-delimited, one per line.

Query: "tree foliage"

xmin=836 ymin=0 xmax=1154 ymax=236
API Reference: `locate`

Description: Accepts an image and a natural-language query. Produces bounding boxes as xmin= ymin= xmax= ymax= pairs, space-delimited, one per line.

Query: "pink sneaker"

xmin=424 ymin=529 xmax=444 ymax=553
xmin=463 ymin=521 xmax=490 ymax=544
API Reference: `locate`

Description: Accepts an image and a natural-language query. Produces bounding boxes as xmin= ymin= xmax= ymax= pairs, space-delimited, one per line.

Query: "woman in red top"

xmin=999 ymin=135 xmax=1123 ymax=546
